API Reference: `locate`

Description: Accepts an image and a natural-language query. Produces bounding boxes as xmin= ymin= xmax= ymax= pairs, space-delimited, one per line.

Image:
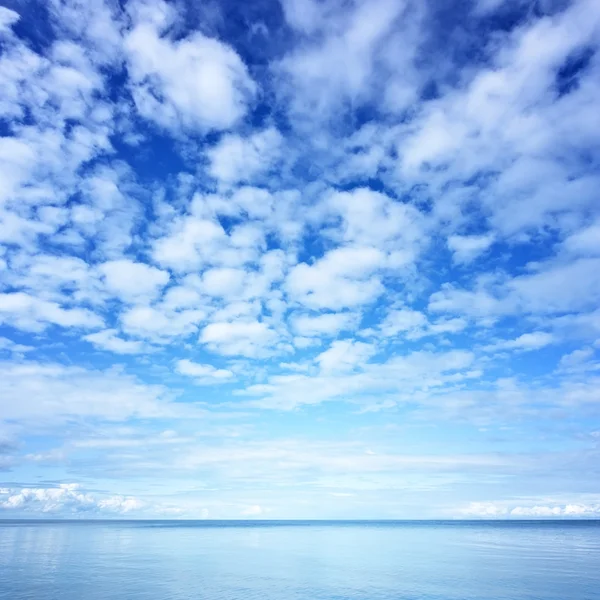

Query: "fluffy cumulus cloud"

xmin=207 ymin=128 xmax=283 ymax=185
xmin=0 ymin=483 xmax=177 ymax=516
xmin=83 ymin=328 xmax=149 ymax=354
xmin=0 ymin=0 xmax=599 ymax=518
xmin=124 ymin=0 xmax=256 ymax=132
xmin=199 ymin=319 xmax=280 ymax=357
xmin=0 ymin=292 xmax=103 ymax=332
xmin=99 ymin=259 xmax=170 ymax=303
xmin=377 ymin=308 xmax=467 ymax=340
xmin=286 ymin=246 xmax=385 ymax=310
xmin=176 ymin=358 xmax=233 ymax=383
xmin=316 ymin=340 xmax=376 ymax=373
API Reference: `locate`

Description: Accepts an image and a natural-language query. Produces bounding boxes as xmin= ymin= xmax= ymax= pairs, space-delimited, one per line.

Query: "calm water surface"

xmin=1 ymin=520 xmax=599 ymax=599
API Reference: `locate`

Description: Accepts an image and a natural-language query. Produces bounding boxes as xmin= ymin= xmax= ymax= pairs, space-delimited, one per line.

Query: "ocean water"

xmin=1 ymin=520 xmax=599 ymax=600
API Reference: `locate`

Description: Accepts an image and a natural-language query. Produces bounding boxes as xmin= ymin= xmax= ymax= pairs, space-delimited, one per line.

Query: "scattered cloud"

xmin=125 ymin=0 xmax=256 ymax=132
xmin=459 ymin=501 xmax=600 ymax=518
xmin=99 ymin=259 xmax=170 ymax=303
xmin=0 ymin=336 xmax=33 ymax=353
xmin=200 ymin=319 xmax=281 ymax=358
xmin=292 ymin=312 xmax=360 ymax=337
xmin=176 ymin=358 xmax=234 ymax=383
xmin=482 ymin=332 xmax=555 ymax=353
xmin=0 ymin=292 xmax=103 ymax=332
xmin=448 ymin=234 xmax=495 ymax=265
xmin=316 ymin=340 xmax=376 ymax=373
xmin=557 ymin=347 xmax=599 ymax=374
xmin=286 ymin=247 xmax=385 ymax=310
xmin=207 ymin=128 xmax=283 ymax=185
xmin=83 ymin=329 xmax=150 ymax=354
xmin=377 ymin=308 xmax=467 ymax=340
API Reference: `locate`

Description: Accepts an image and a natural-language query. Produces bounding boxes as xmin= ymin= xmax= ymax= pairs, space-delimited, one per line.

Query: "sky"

xmin=0 ymin=0 xmax=599 ymax=520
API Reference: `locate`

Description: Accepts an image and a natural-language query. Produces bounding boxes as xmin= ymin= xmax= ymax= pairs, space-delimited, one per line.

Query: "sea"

xmin=1 ymin=520 xmax=599 ymax=599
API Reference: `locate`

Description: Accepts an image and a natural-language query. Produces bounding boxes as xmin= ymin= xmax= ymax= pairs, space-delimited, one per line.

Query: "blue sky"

xmin=0 ymin=0 xmax=599 ymax=519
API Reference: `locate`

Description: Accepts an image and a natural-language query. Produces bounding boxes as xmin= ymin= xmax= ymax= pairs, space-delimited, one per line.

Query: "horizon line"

xmin=2 ymin=518 xmax=599 ymax=523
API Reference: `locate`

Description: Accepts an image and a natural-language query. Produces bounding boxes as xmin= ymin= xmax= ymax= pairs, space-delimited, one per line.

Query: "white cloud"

xmin=557 ymin=347 xmax=598 ymax=373
xmin=161 ymin=284 xmax=204 ymax=311
xmin=177 ymin=437 xmax=508 ymax=482
xmin=399 ymin=0 xmax=600 ymax=243
xmin=152 ymin=216 xmax=228 ymax=272
xmin=509 ymin=259 xmax=600 ymax=315
xmin=201 ymin=267 xmax=247 ymax=298
xmin=378 ymin=308 xmax=467 ymax=340
xmin=6 ymin=255 xmax=100 ymax=305
xmin=0 ymin=336 xmax=33 ymax=353
xmin=429 ymin=258 xmax=600 ymax=320
xmin=84 ymin=329 xmax=149 ymax=355
xmin=0 ymin=484 xmax=146 ymax=515
xmin=0 ymin=359 xmax=176 ymax=422
xmin=483 ymin=331 xmax=555 ymax=353
xmin=0 ymin=7 xmax=19 ymax=32
xmin=199 ymin=320 xmax=280 ymax=358
xmin=316 ymin=340 xmax=376 ymax=373
xmin=324 ymin=188 xmax=425 ymax=257
xmin=125 ymin=0 xmax=256 ymax=132
xmin=120 ymin=305 xmax=206 ymax=341
xmin=0 ymin=484 xmax=93 ymax=513
xmin=458 ymin=502 xmax=508 ymax=517
xmin=379 ymin=308 xmax=427 ymax=336
xmin=73 ymin=166 xmax=141 ymax=259
xmin=240 ymin=349 xmax=476 ymax=410
xmin=562 ymin=219 xmax=600 ymax=257
xmin=48 ymin=0 xmax=124 ymax=65
xmin=97 ymin=495 xmax=145 ymax=513
xmin=240 ymin=504 xmax=263 ymax=516
xmin=152 ymin=212 xmax=268 ymax=274
xmin=292 ymin=312 xmax=359 ymax=337
xmin=0 ymin=292 xmax=103 ymax=332
xmin=278 ymin=0 xmax=410 ymax=120
xmin=293 ymin=336 xmax=320 ymax=349
xmin=0 ymin=9 xmax=121 ymax=261
xmin=207 ymin=127 xmax=282 ymax=185
xmin=1 ymin=0 xmax=600 ymax=520
xmin=286 ymin=246 xmax=384 ymax=309
xmin=447 ymin=234 xmax=495 ymax=264
xmin=459 ymin=500 xmax=600 ymax=518
xmin=176 ymin=358 xmax=233 ymax=383
xmin=429 ymin=284 xmax=503 ymax=321
xmin=426 ymin=318 xmax=468 ymax=337
xmin=279 ymin=0 xmax=326 ymax=34
xmin=283 ymin=188 xmax=428 ymax=312
xmin=100 ymin=259 xmax=170 ymax=302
